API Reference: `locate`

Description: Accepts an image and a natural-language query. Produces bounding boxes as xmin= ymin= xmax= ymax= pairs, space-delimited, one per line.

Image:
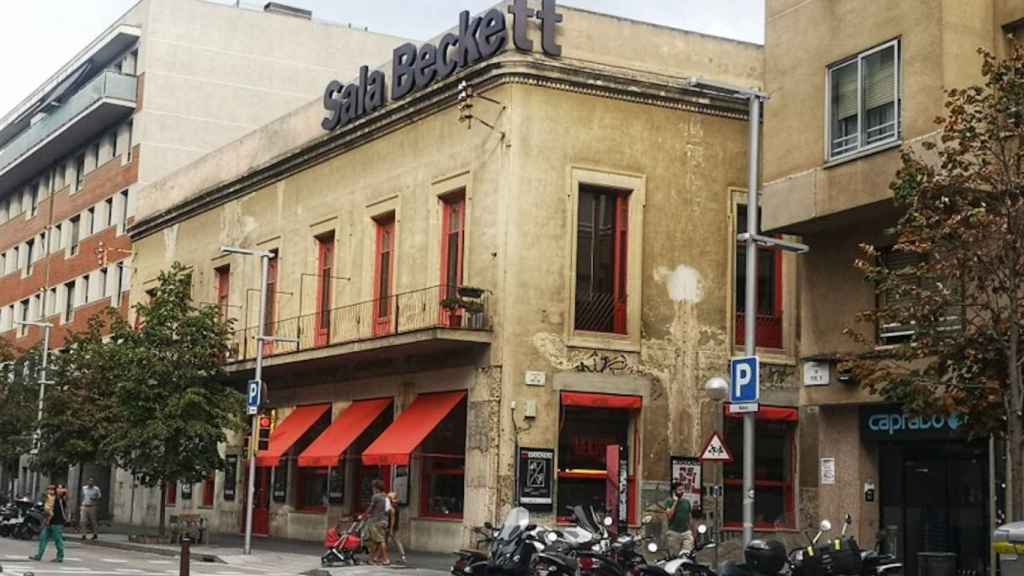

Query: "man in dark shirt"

xmin=31 ymin=484 xmax=66 ymax=563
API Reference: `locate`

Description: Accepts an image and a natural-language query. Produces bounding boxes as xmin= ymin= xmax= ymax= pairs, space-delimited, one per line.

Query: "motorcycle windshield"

xmin=499 ymin=507 xmax=530 ymax=540
xmin=573 ymin=505 xmax=600 ymax=534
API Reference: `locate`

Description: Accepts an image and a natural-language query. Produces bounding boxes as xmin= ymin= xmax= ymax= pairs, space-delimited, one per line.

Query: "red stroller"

xmin=322 ymin=518 xmax=366 ymax=566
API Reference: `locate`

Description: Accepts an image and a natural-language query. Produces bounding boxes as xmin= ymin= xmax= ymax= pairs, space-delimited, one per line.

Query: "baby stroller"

xmin=322 ymin=518 xmax=366 ymax=566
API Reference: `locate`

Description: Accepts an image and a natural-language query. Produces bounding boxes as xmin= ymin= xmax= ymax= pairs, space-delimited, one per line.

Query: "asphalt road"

xmin=0 ymin=536 xmax=303 ymax=576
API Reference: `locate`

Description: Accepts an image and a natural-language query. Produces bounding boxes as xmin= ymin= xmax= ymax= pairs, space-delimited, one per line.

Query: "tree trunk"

xmin=159 ymin=481 xmax=166 ymax=537
xmin=1011 ymin=416 xmax=1024 ymax=522
xmin=72 ymin=465 xmax=82 ymax=528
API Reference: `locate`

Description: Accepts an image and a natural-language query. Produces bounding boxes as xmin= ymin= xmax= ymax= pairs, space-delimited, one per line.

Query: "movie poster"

xmin=670 ymin=456 xmax=702 ymax=510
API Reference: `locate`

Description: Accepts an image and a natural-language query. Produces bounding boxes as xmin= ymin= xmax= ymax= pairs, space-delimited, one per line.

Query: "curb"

xmin=78 ymin=539 xmax=226 ymax=564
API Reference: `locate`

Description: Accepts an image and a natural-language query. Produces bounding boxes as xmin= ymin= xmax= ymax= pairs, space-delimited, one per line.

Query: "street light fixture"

xmin=687 ymin=77 xmax=809 ymax=546
xmin=15 ymin=318 xmax=54 ymax=498
xmin=704 ymin=376 xmax=729 ymax=402
xmin=220 ymin=245 xmax=297 ymax=556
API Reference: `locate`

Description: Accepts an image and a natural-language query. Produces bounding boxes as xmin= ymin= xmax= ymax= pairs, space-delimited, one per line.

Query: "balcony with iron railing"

xmin=226 ymin=284 xmax=491 ymax=370
xmin=0 ymin=70 xmax=137 ymax=189
xmin=735 ymin=313 xmax=784 ymax=350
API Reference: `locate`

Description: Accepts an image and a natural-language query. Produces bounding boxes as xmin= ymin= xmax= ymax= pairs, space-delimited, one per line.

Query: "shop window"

xmin=419 ymin=399 xmax=466 ymax=519
xmin=723 ymin=414 xmax=795 ymax=529
xmin=166 ymin=481 xmax=177 ymax=506
xmin=557 ymin=405 xmax=634 ymax=520
xmin=348 ymin=407 xmax=394 ymax=514
xmin=202 ymin=473 xmax=215 ymax=508
xmin=828 ymin=40 xmax=900 ymax=160
xmin=262 ymin=249 xmax=279 ymax=356
xmin=575 ymin=185 xmax=629 ymax=334
xmin=373 ymin=216 xmax=395 ymax=337
xmin=297 ymin=467 xmax=328 ymax=511
xmin=315 ymin=232 xmax=334 ymax=347
xmin=735 ymin=205 xmax=783 ymax=349
xmin=215 ymin=265 xmax=230 ymax=319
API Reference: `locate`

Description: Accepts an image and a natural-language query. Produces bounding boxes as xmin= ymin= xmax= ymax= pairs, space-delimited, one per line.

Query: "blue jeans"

xmin=35 ymin=524 xmax=65 ymax=560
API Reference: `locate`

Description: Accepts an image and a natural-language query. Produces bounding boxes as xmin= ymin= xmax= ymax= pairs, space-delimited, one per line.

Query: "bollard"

xmin=179 ymin=535 xmax=192 ymax=576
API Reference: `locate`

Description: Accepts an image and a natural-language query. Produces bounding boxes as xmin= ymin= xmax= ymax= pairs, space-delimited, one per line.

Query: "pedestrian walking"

xmin=80 ymin=477 xmax=102 ymax=540
xmin=386 ymin=491 xmax=407 ymax=564
xmin=30 ymin=484 xmax=66 ymax=563
xmin=363 ymin=479 xmax=390 ymax=565
xmin=663 ymin=482 xmax=694 ymax=557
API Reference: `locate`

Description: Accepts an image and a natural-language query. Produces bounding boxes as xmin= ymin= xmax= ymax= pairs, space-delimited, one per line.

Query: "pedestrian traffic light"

xmin=257 ymin=415 xmax=272 ymax=451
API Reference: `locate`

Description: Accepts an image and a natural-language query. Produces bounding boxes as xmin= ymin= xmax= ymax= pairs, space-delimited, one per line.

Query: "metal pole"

xmin=31 ymin=323 xmax=51 ymax=499
xmin=742 ymin=94 xmax=762 ymax=546
xmin=243 ymin=253 xmax=270 ymax=556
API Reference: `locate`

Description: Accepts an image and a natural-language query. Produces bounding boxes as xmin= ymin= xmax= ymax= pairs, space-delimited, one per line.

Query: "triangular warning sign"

xmin=700 ymin=432 xmax=734 ymax=463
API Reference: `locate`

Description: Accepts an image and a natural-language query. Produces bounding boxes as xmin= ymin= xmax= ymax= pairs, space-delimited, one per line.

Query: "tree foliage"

xmin=844 ymin=47 xmax=1024 ymax=517
xmin=0 ymin=339 xmax=35 ymax=480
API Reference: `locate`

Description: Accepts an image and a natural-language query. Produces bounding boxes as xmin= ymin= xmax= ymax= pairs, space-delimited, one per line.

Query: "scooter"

xmin=452 ymin=523 xmax=498 ymax=576
xmin=469 ymin=507 xmax=542 ymax=576
xmin=657 ymin=524 xmax=718 ymax=576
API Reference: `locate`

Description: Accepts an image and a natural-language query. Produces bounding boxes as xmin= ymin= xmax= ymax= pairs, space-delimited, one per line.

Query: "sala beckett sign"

xmin=322 ymin=0 xmax=564 ymax=131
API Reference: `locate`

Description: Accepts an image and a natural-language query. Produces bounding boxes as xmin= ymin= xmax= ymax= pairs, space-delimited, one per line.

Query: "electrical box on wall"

xmin=524 ymin=400 xmax=537 ymax=419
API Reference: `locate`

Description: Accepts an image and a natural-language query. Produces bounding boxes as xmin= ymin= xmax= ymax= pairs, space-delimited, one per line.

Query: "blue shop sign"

xmin=860 ymin=405 xmax=965 ymax=441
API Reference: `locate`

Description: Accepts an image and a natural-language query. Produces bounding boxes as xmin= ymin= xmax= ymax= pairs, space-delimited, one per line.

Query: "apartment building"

xmin=127 ymin=2 xmax=790 ymax=552
xmin=760 ymin=1 xmax=1024 ymax=574
xmin=0 ymin=0 xmax=406 ymax=511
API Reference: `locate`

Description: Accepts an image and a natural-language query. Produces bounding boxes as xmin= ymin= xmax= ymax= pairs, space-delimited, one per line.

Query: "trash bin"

xmin=994 ymin=521 xmax=1024 ymax=576
xmin=917 ymin=552 xmax=957 ymax=576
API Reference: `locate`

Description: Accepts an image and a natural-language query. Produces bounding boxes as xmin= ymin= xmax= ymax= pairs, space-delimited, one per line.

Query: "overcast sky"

xmin=0 ymin=0 xmax=763 ymax=115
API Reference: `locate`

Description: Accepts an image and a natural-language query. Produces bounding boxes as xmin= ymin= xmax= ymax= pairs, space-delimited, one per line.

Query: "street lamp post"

xmin=221 ymin=246 xmax=274 ymax=556
xmin=16 ymin=318 xmax=53 ymax=498
xmin=686 ymin=78 xmax=808 ymax=546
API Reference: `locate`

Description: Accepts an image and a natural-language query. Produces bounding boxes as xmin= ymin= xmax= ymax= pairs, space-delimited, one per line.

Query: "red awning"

xmin=561 ymin=391 xmax=642 ymax=410
xmin=255 ymin=404 xmax=330 ymax=467
xmin=726 ymin=406 xmax=799 ymax=422
xmin=297 ymin=398 xmax=393 ymax=468
xmin=361 ymin=391 xmax=466 ymax=466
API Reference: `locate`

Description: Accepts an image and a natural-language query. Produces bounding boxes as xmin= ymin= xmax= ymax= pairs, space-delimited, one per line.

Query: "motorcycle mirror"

xmin=705 ymin=543 xmax=717 ymax=550
xmin=484 ymin=522 xmax=493 ymax=530
xmin=697 ymin=524 xmax=708 ymax=535
xmin=642 ymin=515 xmax=653 ymax=525
xmin=546 ymin=531 xmax=558 ymax=543
xmin=603 ymin=516 xmax=613 ymax=527
xmin=647 ymin=542 xmax=659 ymax=553
xmin=820 ymin=520 xmax=832 ymax=533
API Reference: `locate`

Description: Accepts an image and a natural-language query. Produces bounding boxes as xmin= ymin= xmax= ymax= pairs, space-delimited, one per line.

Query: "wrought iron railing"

xmin=228 ymin=284 xmax=490 ymax=362
xmin=735 ymin=313 xmax=783 ymax=350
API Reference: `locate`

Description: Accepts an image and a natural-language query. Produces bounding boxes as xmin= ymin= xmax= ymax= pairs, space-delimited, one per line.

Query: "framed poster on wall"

xmin=328 ymin=466 xmax=344 ymax=505
xmin=670 ymin=456 xmax=702 ymax=511
xmin=223 ymin=455 xmax=238 ymax=501
xmin=517 ymin=448 xmax=554 ymax=511
xmin=181 ymin=481 xmax=193 ymax=500
xmin=273 ymin=462 xmax=288 ymax=503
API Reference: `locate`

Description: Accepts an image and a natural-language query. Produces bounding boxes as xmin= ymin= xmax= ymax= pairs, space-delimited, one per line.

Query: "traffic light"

xmin=257 ymin=415 xmax=272 ymax=451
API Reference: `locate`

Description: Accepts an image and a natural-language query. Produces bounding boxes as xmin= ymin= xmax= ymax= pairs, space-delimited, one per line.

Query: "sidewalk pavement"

xmin=77 ymin=525 xmax=454 ymax=575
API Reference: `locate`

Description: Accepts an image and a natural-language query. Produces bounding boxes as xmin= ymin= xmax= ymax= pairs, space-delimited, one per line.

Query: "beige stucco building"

xmin=127 ymin=2 xmax=809 ymax=553
xmin=761 ymin=1 xmax=1024 ymax=574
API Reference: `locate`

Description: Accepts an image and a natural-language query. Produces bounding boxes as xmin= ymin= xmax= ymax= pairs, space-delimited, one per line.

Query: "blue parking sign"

xmin=730 ymin=356 xmax=759 ymax=404
xmin=247 ymin=379 xmax=261 ymax=415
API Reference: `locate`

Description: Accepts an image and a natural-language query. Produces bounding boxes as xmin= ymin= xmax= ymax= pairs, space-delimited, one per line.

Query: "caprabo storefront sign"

xmin=322 ymin=0 xmax=564 ymax=131
xmin=860 ymin=405 xmax=964 ymax=441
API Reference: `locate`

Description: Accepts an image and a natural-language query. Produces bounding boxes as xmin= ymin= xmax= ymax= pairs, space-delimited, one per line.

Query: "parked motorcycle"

xmin=453 ymin=523 xmax=499 ymax=576
xmin=470 ymin=507 xmax=542 ymax=576
xmin=656 ymin=523 xmax=718 ymax=576
xmin=0 ymin=498 xmax=45 ymax=540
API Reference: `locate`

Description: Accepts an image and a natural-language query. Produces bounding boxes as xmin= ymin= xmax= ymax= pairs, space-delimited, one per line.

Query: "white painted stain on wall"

xmin=654 ymin=264 xmax=704 ymax=303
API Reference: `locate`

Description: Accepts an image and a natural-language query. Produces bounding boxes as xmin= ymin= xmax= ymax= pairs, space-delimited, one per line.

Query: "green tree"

xmin=0 ymin=339 xmax=34 ymax=490
xmin=103 ymin=263 xmax=243 ymax=534
xmin=35 ymin=311 xmax=126 ymax=495
xmin=845 ymin=47 xmax=1024 ymax=518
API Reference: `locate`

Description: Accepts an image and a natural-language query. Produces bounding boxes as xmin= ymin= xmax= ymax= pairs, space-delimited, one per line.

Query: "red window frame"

xmin=215 ymin=265 xmax=230 ymax=320
xmin=419 ymin=453 xmax=465 ymax=520
xmin=735 ymin=205 xmax=784 ymax=349
xmin=574 ymin=186 xmax=630 ymax=335
xmin=202 ymin=473 xmax=215 ymax=508
xmin=166 ymin=481 xmax=177 ymax=506
xmin=440 ymin=194 xmax=466 ymax=327
xmin=295 ymin=466 xmax=329 ymax=513
xmin=721 ymin=407 xmax=796 ymax=530
xmin=315 ymin=233 xmax=335 ymax=347
xmin=262 ymin=249 xmax=279 ymax=356
xmin=373 ymin=217 xmax=395 ymax=337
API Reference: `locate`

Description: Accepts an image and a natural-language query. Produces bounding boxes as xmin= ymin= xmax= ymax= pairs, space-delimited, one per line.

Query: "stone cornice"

xmin=131 ymin=54 xmax=751 ymax=240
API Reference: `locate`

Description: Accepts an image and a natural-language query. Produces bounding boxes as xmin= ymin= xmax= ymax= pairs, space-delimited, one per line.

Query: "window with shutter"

xmin=828 ymin=40 xmax=900 ymax=160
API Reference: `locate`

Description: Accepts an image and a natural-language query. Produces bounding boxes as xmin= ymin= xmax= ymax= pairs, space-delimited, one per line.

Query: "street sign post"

xmin=247 ymin=379 xmax=261 ymax=415
xmin=728 ymin=356 xmax=759 ymax=414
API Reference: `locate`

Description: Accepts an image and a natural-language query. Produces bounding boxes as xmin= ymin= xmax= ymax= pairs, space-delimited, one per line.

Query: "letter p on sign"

xmin=730 ymin=356 xmax=759 ymax=405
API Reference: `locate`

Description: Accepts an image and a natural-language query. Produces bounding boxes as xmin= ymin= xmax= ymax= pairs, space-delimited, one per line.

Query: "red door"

xmin=241 ymin=466 xmax=272 ymax=536
xmin=373 ymin=219 xmax=395 ymax=337
xmin=439 ymin=196 xmax=465 ymax=327
xmin=315 ymin=234 xmax=334 ymax=347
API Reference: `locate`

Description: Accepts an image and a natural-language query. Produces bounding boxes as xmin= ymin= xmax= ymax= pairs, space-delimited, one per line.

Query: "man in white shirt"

xmin=80 ymin=478 xmax=102 ymax=540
